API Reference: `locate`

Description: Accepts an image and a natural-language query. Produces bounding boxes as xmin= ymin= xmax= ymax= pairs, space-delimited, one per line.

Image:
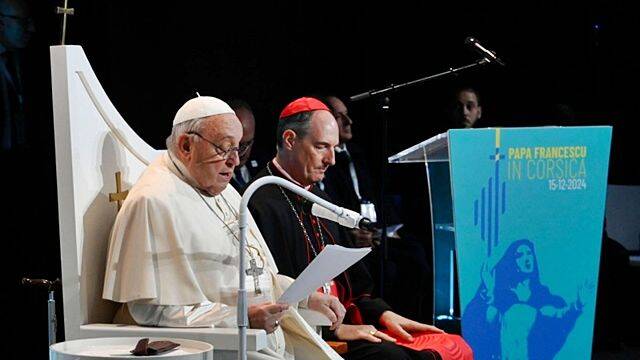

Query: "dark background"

xmin=7 ymin=0 xmax=639 ymax=358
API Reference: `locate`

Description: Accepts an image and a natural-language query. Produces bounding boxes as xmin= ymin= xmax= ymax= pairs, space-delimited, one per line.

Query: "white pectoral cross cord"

xmin=190 ymin=181 xmax=266 ymax=296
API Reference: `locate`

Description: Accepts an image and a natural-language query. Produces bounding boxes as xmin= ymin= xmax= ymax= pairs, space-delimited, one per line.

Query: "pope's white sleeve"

xmin=128 ymin=301 xmax=233 ymax=328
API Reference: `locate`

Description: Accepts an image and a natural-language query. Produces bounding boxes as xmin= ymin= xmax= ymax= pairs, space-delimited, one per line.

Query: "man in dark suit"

xmin=227 ymin=99 xmax=262 ymax=192
xmin=319 ymin=96 xmax=379 ymax=246
xmin=320 ymin=95 xmax=434 ymax=323
xmin=449 ymin=87 xmax=482 ymax=129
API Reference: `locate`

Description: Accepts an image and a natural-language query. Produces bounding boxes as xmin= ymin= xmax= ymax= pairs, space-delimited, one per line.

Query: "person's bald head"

xmin=0 ymin=0 xmax=35 ymax=51
xmin=228 ymin=99 xmax=255 ymax=167
xmin=324 ymin=96 xmax=353 ymax=144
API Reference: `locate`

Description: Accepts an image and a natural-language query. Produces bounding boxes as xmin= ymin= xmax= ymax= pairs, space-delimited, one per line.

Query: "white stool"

xmin=50 ymin=337 xmax=213 ymax=360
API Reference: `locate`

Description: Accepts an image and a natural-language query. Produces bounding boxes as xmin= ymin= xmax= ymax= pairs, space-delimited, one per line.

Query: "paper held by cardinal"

xmin=277 ymin=244 xmax=371 ymax=305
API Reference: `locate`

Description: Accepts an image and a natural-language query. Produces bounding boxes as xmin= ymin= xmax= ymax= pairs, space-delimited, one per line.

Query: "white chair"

xmin=50 ymin=45 xmax=268 ymax=359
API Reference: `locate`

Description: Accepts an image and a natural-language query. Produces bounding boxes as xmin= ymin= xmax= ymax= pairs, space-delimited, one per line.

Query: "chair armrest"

xmin=79 ymin=323 xmax=268 ymax=351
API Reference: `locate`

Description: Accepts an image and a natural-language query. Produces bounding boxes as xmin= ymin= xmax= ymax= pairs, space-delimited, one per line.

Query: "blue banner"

xmin=449 ymin=126 xmax=612 ymax=359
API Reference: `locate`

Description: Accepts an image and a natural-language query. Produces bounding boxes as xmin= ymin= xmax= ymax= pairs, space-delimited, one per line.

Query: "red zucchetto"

xmin=279 ymin=97 xmax=330 ymax=120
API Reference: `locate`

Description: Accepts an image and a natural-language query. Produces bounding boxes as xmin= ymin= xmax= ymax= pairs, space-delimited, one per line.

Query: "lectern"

xmin=390 ymin=126 xmax=611 ymax=359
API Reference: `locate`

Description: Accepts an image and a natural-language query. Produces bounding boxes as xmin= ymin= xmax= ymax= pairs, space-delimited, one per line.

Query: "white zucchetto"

xmin=173 ymin=96 xmax=235 ymax=126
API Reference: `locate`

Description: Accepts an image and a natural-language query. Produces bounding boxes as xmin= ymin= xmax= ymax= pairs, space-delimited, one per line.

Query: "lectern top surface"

xmin=388 ymin=132 xmax=449 ymax=163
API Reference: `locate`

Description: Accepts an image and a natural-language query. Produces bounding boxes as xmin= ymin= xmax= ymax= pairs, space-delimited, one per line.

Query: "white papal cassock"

xmin=102 ymin=152 xmax=341 ymax=360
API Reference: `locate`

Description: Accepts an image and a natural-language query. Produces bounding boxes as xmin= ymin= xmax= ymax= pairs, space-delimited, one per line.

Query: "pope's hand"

xmin=307 ymin=292 xmax=346 ymax=330
xmin=248 ymin=302 xmax=289 ymax=333
xmin=379 ymin=311 xmax=444 ymax=342
xmin=334 ymin=324 xmax=397 ymax=343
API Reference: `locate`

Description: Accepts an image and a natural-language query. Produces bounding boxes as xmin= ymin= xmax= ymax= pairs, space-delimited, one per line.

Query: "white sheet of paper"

xmin=277 ymin=244 xmax=371 ymax=305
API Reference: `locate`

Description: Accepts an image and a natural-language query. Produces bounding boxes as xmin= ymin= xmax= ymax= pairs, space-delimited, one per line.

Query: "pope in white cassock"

xmin=102 ymin=96 xmax=346 ymax=359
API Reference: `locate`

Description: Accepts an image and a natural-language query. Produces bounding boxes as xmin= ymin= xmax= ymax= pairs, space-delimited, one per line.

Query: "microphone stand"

xmin=350 ymin=59 xmax=489 ymax=101
xmin=350 ymin=58 xmax=490 ymax=296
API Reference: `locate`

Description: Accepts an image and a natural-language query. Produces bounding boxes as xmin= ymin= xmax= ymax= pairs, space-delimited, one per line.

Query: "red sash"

xmin=317 ymin=282 xmax=473 ymax=360
xmin=380 ymin=331 xmax=474 ymax=360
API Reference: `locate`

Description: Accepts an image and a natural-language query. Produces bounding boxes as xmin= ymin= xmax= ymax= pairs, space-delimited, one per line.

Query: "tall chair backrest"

xmin=50 ymin=45 xmax=162 ymax=340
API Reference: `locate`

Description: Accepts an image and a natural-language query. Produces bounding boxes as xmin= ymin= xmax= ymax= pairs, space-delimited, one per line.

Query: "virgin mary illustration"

xmin=462 ymin=239 xmax=585 ymax=359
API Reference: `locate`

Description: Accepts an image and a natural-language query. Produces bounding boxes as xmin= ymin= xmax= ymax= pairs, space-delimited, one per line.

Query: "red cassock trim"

xmin=317 ymin=281 xmax=365 ymax=325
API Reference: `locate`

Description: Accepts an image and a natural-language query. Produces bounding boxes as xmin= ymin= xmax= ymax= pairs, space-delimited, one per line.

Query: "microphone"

xmin=310 ymin=203 xmax=376 ymax=231
xmin=465 ymin=37 xmax=505 ymax=66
